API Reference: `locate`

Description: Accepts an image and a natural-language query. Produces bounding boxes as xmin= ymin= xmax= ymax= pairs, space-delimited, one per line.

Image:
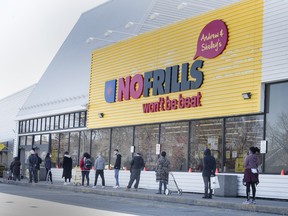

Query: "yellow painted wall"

xmin=88 ymin=0 xmax=263 ymax=129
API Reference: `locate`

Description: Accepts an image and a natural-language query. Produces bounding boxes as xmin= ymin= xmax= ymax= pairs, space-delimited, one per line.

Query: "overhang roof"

xmin=17 ymin=0 xmax=240 ymax=120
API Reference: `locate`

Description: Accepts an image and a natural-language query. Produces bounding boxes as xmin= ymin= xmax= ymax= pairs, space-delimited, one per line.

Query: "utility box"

xmin=214 ymin=175 xmax=238 ymax=197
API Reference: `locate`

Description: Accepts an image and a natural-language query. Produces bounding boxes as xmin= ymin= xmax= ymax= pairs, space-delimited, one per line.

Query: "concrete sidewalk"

xmin=1 ymin=178 xmax=287 ymax=215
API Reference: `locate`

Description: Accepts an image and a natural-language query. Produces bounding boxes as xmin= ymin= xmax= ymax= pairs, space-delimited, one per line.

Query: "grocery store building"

xmin=2 ymin=0 xmax=288 ymax=199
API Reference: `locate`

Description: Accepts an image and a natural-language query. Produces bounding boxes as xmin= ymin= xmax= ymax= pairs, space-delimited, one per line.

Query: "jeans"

xmin=29 ymin=166 xmax=38 ymax=183
xmin=127 ymin=169 xmax=141 ymax=189
xmin=114 ymin=169 xmax=120 ymax=186
xmin=81 ymin=170 xmax=90 ymax=186
xmin=46 ymin=168 xmax=53 ymax=182
xmin=203 ymin=176 xmax=212 ymax=197
xmin=159 ymin=180 xmax=167 ymax=193
xmin=94 ymin=170 xmax=105 ymax=186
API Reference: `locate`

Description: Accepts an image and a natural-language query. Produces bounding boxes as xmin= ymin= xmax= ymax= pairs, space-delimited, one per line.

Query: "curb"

xmin=1 ymin=179 xmax=288 ymax=215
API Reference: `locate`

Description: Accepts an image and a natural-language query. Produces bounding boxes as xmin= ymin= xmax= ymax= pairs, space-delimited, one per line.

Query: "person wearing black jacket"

xmin=113 ymin=149 xmax=121 ymax=188
xmin=126 ymin=153 xmax=145 ymax=191
xmin=202 ymin=148 xmax=216 ymax=199
xmin=10 ymin=157 xmax=21 ymax=181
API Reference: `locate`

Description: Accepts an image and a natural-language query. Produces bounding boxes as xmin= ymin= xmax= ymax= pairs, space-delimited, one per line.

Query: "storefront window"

xmin=33 ymin=119 xmax=37 ymax=132
xmin=69 ymin=113 xmax=74 ymax=128
xmin=160 ymin=122 xmax=188 ymax=171
xmin=79 ymin=131 xmax=91 ymax=161
xmin=74 ymin=113 xmax=80 ymax=127
xmin=265 ymin=82 xmax=288 ymax=173
xmin=189 ymin=119 xmax=223 ymax=172
xmin=50 ymin=116 xmax=55 ymax=130
xmin=41 ymin=118 xmax=46 ymax=131
xmin=64 ymin=114 xmax=69 ymax=129
xmin=46 ymin=117 xmax=50 ymax=130
xmin=70 ymin=132 xmax=80 ymax=167
xmin=135 ymin=124 xmax=159 ymax=171
xmin=51 ymin=133 xmax=59 ymax=168
xmin=59 ymin=115 xmax=64 ymax=129
xmin=41 ymin=134 xmax=49 ymax=145
xmin=225 ymin=115 xmax=263 ymax=173
xmin=37 ymin=118 xmax=41 ymax=132
xmin=26 ymin=135 xmax=33 ymax=146
xmin=19 ymin=136 xmax=26 ymax=146
xmin=111 ymin=127 xmax=133 ymax=170
xmin=80 ymin=111 xmax=86 ymax=127
xmin=34 ymin=135 xmax=41 ymax=146
xmin=58 ymin=133 xmax=69 ymax=168
xmin=91 ymin=129 xmax=110 ymax=168
xmin=54 ymin=116 xmax=59 ymax=130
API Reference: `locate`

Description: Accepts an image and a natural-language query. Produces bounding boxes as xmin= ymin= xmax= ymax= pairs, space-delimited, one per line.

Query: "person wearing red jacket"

xmin=79 ymin=152 xmax=91 ymax=186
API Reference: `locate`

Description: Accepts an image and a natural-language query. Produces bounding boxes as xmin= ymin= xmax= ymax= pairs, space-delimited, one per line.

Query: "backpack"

xmin=84 ymin=158 xmax=92 ymax=169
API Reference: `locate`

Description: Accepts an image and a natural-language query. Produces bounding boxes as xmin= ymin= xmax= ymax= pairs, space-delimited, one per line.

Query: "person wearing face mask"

xmin=242 ymin=146 xmax=260 ymax=205
xmin=113 ymin=149 xmax=122 ymax=188
xmin=44 ymin=153 xmax=53 ymax=184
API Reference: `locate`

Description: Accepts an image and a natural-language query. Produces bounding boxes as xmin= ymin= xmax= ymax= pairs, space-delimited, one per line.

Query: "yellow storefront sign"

xmin=88 ymin=0 xmax=263 ymax=129
xmin=0 ymin=143 xmax=6 ymax=151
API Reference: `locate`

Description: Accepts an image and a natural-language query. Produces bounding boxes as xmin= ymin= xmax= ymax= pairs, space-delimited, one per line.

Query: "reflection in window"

xmin=265 ymin=82 xmax=288 ymax=173
xmin=69 ymin=113 xmax=74 ymax=128
xmin=111 ymin=127 xmax=133 ymax=170
xmin=34 ymin=135 xmax=41 ymax=146
xmin=33 ymin=119 xmax=37 ymax=132
xmin=59 ymin=115 xmax=64 ymax=129
xmin=58 ymin=133 xmax=69 ymax=168
xmin=80 ymin=112 xmax=86 ymax=127
xmin=70 ymin=132 xmax=80 ymax=167
xmin=29 ymin=120 xmax=33 ymax=133
xmin=74 ymin=113 xmax=79 ymax=127
xmin=41 ymin=134 xmax=49 ymax=145
xmin=79 ymin=131 xmax=91 ymax=161
xmin=64 ymin=114 xmax=69 ymax=129
xmin=37 ymin=118 xmax=41 ymax=132
xmin=26 ymin=136 xmax=33 ymax=146
xmin=135 ymin=124 xmax=159 ymax=171
xmin=190 ymin=119 xmax=223 ymax=172
xmin=50 ymin=116 xmax=55 ymax=130
xmin=51 ymin=134 xmax=59 ymax=168
xmin=46 ymin=117 xmax=50 ymax=130
xmin=91 ymin=129 xmax=110 ymax=169
xmin=55 ymin=116 xmax=59 ymax=130
xmin=41 ymin=118 xmax=46 ymax=131
xmin=225 ymin=116 xmax=263 ymax=173
xmin=160 ymin=122 xmax=188 ymax=171
xmin=19 ymin=136 xmax=26 ymax=146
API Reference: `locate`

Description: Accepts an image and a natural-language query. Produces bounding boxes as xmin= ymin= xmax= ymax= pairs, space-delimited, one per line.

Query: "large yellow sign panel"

xmin=88 ymin=0 xmax=263 ymax=129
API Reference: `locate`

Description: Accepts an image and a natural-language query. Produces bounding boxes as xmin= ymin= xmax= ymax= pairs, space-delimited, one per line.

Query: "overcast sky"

xmin=0 ymin=0 xmax=107 ymax=100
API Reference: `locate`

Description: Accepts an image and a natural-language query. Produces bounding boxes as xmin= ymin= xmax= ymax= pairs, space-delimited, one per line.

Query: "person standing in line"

xmin=202 ymin=148 xmax=216 ymax=199
xmin=92 ymin=153 xmax=105 ymax=188
xmin=155 ymin=151 xmax=170 ymax=194
xmin=10 ymin=157 xmax=21 ymax=181
xmin=35 ymin=152 xmax=42 ymax=181
xmin=28 ymin=150 xmax=38 ymax=183
xmin=44 ymin=153 xmax=53 ymax=184
xmin=126 ymin=153 xmax=145 ymax=191
xmin=113 ymin=149 xmax=122 ymax=188
xmin=243 ymin=147 xmax=260 ymax=205
xmin=79 ymin=152 xmax=92 ymax=186
xmin=62 ymin=151 xmax=73 ymax=185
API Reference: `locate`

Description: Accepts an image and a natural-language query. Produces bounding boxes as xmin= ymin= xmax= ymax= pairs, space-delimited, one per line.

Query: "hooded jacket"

xmin=114 ymin=154 xmax=122 ymax=169
xmin=202 ymin=149 xmax=216 ymax=177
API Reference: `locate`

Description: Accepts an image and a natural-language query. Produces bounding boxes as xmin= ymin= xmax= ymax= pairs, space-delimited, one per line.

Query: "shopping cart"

xmin=165 ymin=172 xmax=182 ymax=196
xmin=72 ymin=168 xmax=82 ymax=186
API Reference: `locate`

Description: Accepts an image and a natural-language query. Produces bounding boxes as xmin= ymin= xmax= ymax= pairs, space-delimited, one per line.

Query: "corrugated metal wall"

xmin=88 ymin=0 xmax=263 ymax=129
xmin=262 ymin=0 xmax=288 ymax=82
